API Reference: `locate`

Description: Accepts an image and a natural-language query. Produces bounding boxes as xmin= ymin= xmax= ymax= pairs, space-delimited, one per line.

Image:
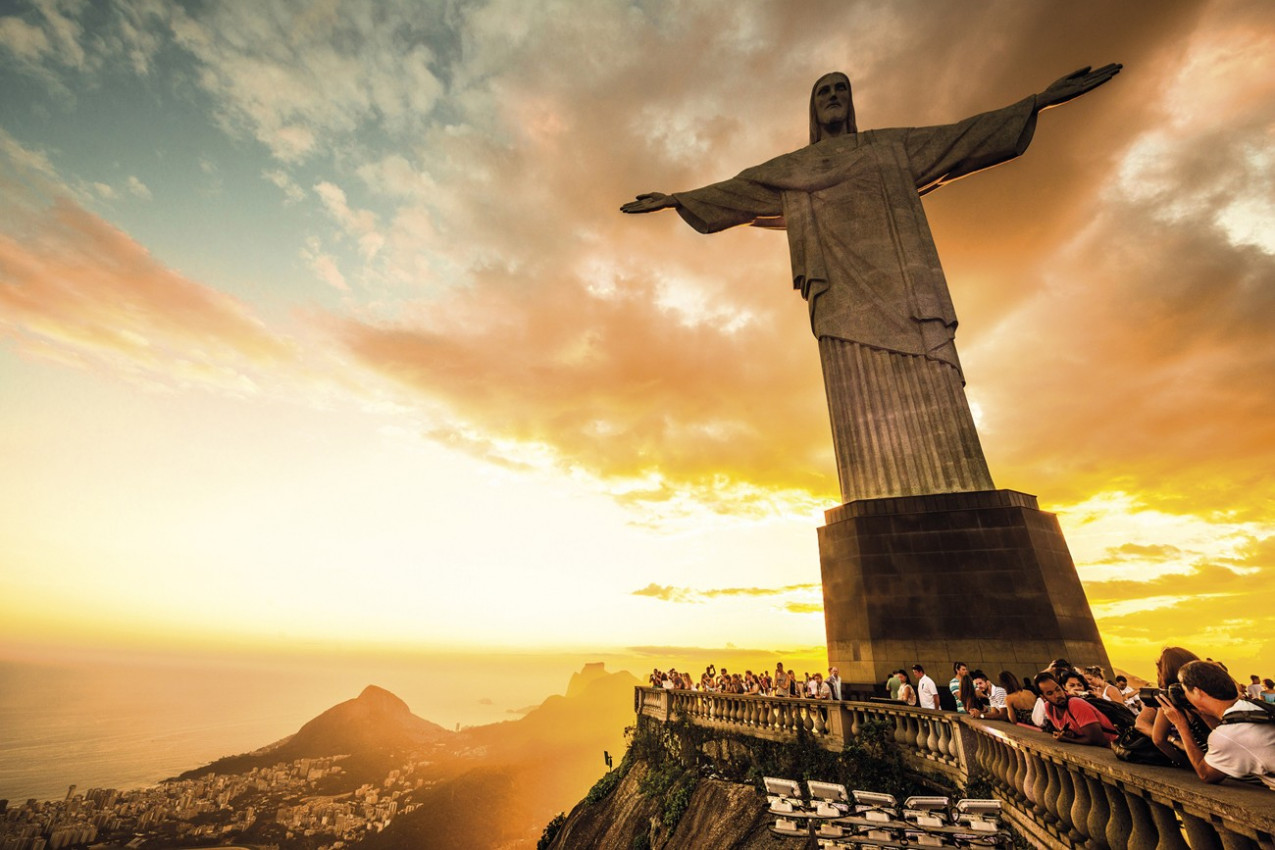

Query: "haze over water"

xmin=0 ymin=644 xmax=830 ymax=802
xmin=0 ymin=649 xmax=593 ymax=802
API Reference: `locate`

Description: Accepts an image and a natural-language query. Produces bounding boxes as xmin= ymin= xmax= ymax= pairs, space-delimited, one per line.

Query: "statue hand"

xmin=621 ymin=192 xmax=677 ymax=214
xmin=1038 ymin=63 xmax=1122 ymax=110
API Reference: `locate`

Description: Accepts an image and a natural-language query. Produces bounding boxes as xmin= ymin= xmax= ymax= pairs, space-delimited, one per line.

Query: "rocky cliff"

xmin=546 ymin=758 xmax=795 ymax=850
xmin=544 ymin=716 xmax=918 ymax=850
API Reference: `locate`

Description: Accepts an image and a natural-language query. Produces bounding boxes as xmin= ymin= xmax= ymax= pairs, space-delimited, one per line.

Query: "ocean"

xmin=0 ymin=649 xmax=597 ymax=802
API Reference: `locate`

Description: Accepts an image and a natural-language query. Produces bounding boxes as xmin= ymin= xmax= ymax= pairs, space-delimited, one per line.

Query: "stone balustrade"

xmin=635 ymin=687 xmax=1275 ymax=849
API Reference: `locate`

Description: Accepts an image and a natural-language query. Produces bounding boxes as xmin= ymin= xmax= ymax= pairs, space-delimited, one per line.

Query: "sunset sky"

xmin=1 ymin=0 xmax=1273 ymax=681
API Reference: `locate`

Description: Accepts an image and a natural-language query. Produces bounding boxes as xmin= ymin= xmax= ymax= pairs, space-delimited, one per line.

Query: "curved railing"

xmin=668 ymin=689 xmax=837 ymax=741
xmin=635 ymin=687 xmax=1275 ymax=849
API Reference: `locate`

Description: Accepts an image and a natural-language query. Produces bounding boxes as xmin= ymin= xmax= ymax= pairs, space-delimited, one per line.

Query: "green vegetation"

xmin=730 ymin=718 xmax=916 ymax=800
xmin=583 ymin=766 xmax=623 ymax=804
xmin=556 ymin=715 xmax=935 ymax=847
xmin=536 ymin=811 xmax=566 ymax=850
xmin=629 ymin=718 xmax=701 ymax=831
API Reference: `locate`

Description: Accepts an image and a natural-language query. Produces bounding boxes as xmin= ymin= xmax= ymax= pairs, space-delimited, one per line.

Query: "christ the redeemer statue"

xmin=622 ymin=65 xmax=1120 ymax=504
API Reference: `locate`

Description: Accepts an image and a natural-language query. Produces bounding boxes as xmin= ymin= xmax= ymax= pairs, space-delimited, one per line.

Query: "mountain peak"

xmin=565 ymin=662 xmax=612 ymax=699
xmin=356 ymin=684 xmax=409 ymax=710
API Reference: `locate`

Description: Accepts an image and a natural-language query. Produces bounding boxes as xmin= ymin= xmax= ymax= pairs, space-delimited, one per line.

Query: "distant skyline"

xmin=2 ymin=0 xmax=1273 ymax=678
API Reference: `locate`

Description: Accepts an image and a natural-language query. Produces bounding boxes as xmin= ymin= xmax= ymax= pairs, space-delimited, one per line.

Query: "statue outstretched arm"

xmin=1036 ymin=63 xmax=1122 ymax=111
xmin=621 ymin=193 xmax=680 ymax=214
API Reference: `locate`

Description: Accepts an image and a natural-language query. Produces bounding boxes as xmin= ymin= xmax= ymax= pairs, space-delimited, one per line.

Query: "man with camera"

xmin=1158 ymin=660 xmax=1275 ymax=789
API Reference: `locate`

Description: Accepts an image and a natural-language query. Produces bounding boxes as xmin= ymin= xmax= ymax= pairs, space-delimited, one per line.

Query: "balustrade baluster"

xmin=924 ymin=717 xmax=939 ymax=756
xmin=1178 ymin=811 xmax=1222 ymax=850
xmin=989 ymin=744 xmax=1009 ymax=800
xmin=892 ymin=713 xmax=908 ymax=746
xmin=1066 ymin=766 xmax=1090 ymax=846
xmin=849 ymin=705 xmax=862 ymax=738
xmin=1010 ymin=747 xmax=1028 ymax=805
xmin=1124 ymin=790 xmax=1162 ymax=850
xmin=934 ymin=719 xmax=952 ymax=761
xmin=1216 ymin=829 xmax=1260 ymax=850
xmin=1083 ymin=773 xmax=1110 ymax=850
xmin=1101 ymin=781 xmax=1133 ymax=850
xmin=1051 ymin=759 xmax=1077 ymax=838
xmin=813 ymin=705 xmax=827 ymax=736
xmin=1027 ymin=753 xmax=1049 ymax=818
xmin=1148 ymin=800 xmax=1189 ymax=850
xmin=974 ymin=733 xmax=994 ymax=780
xmin=981 ymin=739 xmax=1003 ymax=792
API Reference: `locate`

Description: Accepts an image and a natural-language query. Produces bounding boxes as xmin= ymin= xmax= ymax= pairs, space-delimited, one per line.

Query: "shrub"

xmin=537 ymin=811 xmax=566 ymax=850
xmin=584 ymin=768 xmax=623 ymax=804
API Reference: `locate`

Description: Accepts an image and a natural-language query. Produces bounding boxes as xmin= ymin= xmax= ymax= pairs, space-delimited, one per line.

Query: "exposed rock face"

xmin=547 ymin=760 xmax=798 ymax=850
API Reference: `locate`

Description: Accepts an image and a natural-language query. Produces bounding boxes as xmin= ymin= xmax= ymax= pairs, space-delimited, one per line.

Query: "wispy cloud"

xmin=0 ymin=137 xmax=293 ymax=393
xmin=632 ymin=582 xmax=819 ymax=604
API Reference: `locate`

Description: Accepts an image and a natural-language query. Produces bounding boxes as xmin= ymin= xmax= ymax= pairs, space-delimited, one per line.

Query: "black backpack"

xmin=937 ymin=685 xmax=958 ymax=712
xmin=1221 ymin=699 xmax=1275 ymax=725
xmin=1077 ymin=695 xmax=1137 ymax=730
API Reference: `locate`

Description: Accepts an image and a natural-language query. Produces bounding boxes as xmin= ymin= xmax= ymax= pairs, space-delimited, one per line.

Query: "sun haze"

xmin=1 ymin=0 xmax=1273 ymax=681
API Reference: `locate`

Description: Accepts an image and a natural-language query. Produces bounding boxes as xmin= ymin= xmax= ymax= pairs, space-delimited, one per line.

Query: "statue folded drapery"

xmin=622 ymin=66 xmax=1120 ymax=504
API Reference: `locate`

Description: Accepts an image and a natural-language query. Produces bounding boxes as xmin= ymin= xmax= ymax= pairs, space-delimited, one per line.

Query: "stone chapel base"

xmin=819 ymin=489 xmax=1111 ymax=691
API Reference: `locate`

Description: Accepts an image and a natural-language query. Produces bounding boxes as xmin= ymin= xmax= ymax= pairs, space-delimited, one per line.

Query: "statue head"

xmin=809 ymin=71 xmax=857 ymax=143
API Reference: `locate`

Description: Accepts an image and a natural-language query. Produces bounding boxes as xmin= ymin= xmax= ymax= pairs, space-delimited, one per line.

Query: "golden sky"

xmin=1 ymin=0 xmax=1272 ymax=681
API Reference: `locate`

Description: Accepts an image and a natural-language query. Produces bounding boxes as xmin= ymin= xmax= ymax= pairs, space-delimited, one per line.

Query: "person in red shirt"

xmin=1035 ymin=672 xmax=1118 ymax=746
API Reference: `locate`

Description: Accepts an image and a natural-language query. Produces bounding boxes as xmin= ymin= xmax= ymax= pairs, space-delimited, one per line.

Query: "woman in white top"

xmin=897 ymin=672 xmax=917 ymax=706
xmin=1083 ymin=665 xmax=1128 ymax=704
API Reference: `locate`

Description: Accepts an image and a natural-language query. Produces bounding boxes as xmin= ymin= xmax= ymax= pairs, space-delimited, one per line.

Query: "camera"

xmin=1139 ymin=683 xmax=1191 ymax=709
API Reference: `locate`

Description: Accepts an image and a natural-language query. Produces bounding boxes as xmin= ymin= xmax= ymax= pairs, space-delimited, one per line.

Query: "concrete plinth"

xmin=818 ymin=489 xmax=1111 ymax=690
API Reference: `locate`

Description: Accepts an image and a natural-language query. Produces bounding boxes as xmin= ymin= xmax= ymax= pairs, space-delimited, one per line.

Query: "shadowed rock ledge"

xmin=545 ymin=758 xmax=796 ymax=850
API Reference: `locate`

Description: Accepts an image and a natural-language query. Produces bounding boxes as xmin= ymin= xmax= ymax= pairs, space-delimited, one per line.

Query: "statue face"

xmin=813 ymin=73 xmax=851 ymax=127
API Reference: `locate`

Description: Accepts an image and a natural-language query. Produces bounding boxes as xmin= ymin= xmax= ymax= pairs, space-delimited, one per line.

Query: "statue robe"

xmin=672 ymin=96 xmax=1039 ymax=503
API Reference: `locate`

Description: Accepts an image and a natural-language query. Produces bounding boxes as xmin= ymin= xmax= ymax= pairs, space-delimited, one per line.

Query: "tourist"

xmin=999 ymin=671 xmax=1038 ymax=727
xmin=827 ymin=667 xmax=843 ymax=701
xmin=1083 ymin=666 xmax=1127 ymax=704
xmin=949 ymin=662 xmax=970 ymax=712
xmin=1136 ymin=646 xmax=1211 ymax=766
xmin=959 ymin=675 xmax=989 ymax=718
xmin=1060 ymin=670 xmax=1090 ymax=697
xmin=1247 ymin=675 xmax=1264 ymax=701
xmin=886 ymin=669 xmax=902 ymax=701
xmin=1263 ymin=679 xmax=1275 ymax=705
xmin=775 ymin=663 xmax=791 ymax=698
xmin=816 ymin=673 xmax=832 ymax=700
xmin=1115 ymin=675 xmax=1143 ymax=710
xmin=1035 ymin=672 xmax=1118 ymax=746
xmin=914 ymin=665 xmax=939 ymax=710
xmin=972 ymin=670 xmax=1008 ymax=720
xmin=897 ymin=671 xmax=917 ymax=706
xmin=1158 ymin=661 xmax=1275 ymax=789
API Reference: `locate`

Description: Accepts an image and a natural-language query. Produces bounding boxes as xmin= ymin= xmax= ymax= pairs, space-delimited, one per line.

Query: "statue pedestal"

xmin=818 ymin=489 xmax=1110 ymax=690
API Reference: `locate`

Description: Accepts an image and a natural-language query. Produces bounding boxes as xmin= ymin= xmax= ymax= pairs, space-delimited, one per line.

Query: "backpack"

xmin=1221 ymin=699 xmax=1275 ymax=725
xmin=1077 ymin=695 xmax=1137 ymax=731
xmin=937 ymin=685 xmax=958 ymax=712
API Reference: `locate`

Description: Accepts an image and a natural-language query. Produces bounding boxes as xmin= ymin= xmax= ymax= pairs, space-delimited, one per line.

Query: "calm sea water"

xmin=0 ymin=649 xmax=599 ymax=802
